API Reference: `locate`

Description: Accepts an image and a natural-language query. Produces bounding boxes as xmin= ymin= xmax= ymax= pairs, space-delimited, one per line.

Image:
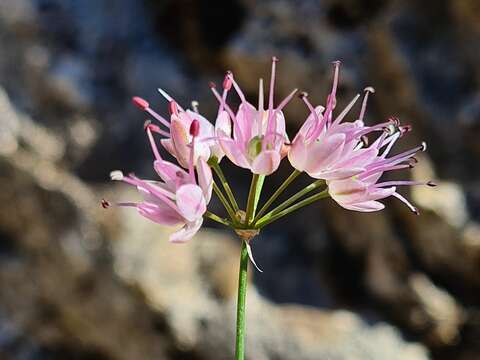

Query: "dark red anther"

xmin=427 ymin=181 xmax=437 ymax=187
xmin=412 ymin=207 xmax=420 ymax=215
xmin=298 ymin=91 xmax=308 ymax=99
xmin=132 ymin=96 xmax=149 ymax=110
xmin=101 ymin=199 xmax=110 ymax=209
xmin=189 ymin=119 xmax=200 ymax=137
xmin=272 ymin=56 xmax=279 ymax=62
xmin=208 ymin=81 xmax=216 ymax=89
xmin=169 ymin=100 xmax=179 ymax=115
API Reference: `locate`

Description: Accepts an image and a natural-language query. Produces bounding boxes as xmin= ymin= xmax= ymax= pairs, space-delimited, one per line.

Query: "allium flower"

xmin=327 ymin=124 xmax=435 ymax=213
xmin=104 ymin=119 xmax=212 ymax=242
xmin=211 ymin=57 xmax=297 ymax=175
xmin=132 ymin=88 xmax=231 ymax=168
xmin=289 ymin=62 xmax=379 ymax=180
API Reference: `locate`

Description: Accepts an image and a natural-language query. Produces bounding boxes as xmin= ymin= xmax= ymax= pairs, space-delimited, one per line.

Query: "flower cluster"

xmin=104 ymin=57 xmax=434 ymax=243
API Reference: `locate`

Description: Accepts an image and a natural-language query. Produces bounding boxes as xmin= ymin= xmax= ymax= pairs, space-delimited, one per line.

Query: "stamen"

xmin=258 ymin=78 xmax=264 ymax=112
xmin=188 ymin=119 xmax=199 ymax=183
xmin=332 ymin=94 xmax=361 ymax=126
xmin=358 ymin=87 xmax=375 ymax=122
xmin=266 ymin=56 xmax=279 ymax=135
xmin=132 ymin=96 xmax=149 ymax=110
xmin=228 ymin=72 xmax=248 ymax=105
xmin=375 ymin=180 xmax=432 ymax=188
xmin=324 ymin=61 xmax=341 ymax=125
xmin=210 ymin=83 xmax=245 ymax=144
xmin=300 ymin=93 xmax=326 ymax=141
xmin=145 ymin=124 xmax=163 ymax=162
xmin=144 ymin=120 xmax=170 ymax=137
xmin=169 ymin=101 xmax=179 ymax=116
xmin=223 ymin=72 xmax=233 ymax=91
xmin=158 ymin=88 xmax=185 ymax=112
xmin=191 ymin=100 xmax=199 ymax=114
xmin=427 ymin=181 xmax=437 ymax=187
xmin=392 ymin=192 xmax=419 ymax=215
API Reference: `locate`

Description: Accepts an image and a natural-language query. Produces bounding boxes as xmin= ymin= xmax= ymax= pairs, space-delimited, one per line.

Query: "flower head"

xmin=289 ymin=62 xmax=379 ymax=180
xmin=211 ymin=57 xmax=297 ymax=175
xmin=132 ymin=88 xmax=230 ymax=169
xmin=105 ymin=119 xmax=212 ymax=242
xmin=327 ymin=123 xmax=434 ymax=213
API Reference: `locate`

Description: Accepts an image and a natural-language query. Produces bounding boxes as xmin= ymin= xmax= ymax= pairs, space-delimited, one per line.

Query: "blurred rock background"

xmin=1 ymin=0 xmax=479 ymax=359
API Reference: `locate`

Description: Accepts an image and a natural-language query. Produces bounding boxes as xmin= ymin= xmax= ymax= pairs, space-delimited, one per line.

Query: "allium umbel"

xmin=103 ymin=57 xmax=435 ymax=360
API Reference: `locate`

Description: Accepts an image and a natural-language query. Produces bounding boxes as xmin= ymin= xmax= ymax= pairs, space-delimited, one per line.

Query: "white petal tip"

xmin=110 ymin=170 xmax=124 ymax=181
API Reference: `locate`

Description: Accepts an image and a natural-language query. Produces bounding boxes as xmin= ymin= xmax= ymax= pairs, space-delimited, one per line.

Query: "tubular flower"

xmin=327 ymin=123 xmax=435 ymax=213
xmin=289 ymin=62 xmax=381 ymax=181
xmin=105 ymin=120 xmax=212 ymax=242
xmin=211 ymin=57 xmax=297 ymax=175
xmin=132 ymin=87 xmax=231 ymax=169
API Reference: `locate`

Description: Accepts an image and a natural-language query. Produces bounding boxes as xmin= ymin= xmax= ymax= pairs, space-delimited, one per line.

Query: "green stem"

xmin=254 ymin=180 xmax=324 ymax=226
xmin=235 ymin=240 xmax=249 ymax=360
xmin=212 ymin=181 xmax=237 ymax=223
xmin=253 ymin=169 xmax=301 ymax=223
xmin=211 ymin=160 xmax=240 ymax=212
xmin=255 ymin=189 xmax=330 ymax=228
xmin=204 ymin=210 xmax=231 ymax=227
xmin=245 ymin=174 xmax=260 ymax=225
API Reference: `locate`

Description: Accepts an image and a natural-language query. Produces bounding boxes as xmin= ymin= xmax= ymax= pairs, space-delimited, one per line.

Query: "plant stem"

xmin=253 ymin=169 xmax=301 ymax=222
xmin=253 ymin=180 xmax=324 ymax=226
xmin=204 ymin=210 xmax=232 ymax=227
xmin=235 ymin=240 xmax=249 ymax=360
xmin=245 ymin=174 xmax=260 ymax=225
xmin=212 ymin=180 xmax=238 ymax=223
xmin=211 ymin=161 xmax=240 ymax=212
xmin=255 ymin=189 xmax=330 ymax=228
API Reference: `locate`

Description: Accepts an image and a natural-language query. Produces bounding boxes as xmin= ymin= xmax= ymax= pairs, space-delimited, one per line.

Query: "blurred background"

xmin=1 ymin=0 xmax=480 ymax=359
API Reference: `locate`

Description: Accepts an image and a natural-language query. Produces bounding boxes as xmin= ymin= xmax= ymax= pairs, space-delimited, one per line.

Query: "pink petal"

xmin=154 ymin=160 xmax=189 ymax=188
xmin=328 ymin=178 xmax=367 ymax=205
xmin=341 ymin=200 xmax=385 ymax=212
xmin=316 ymin=167 xmax=366 ymax=181
xmin=251 ymin=150 xmax=281 ymax=175
xmin=235 ymin=102 xmax=256 ymax=142
xmin=176 ymin=184 xmax=206 ymax=222
xmin=215 ymin=110 xmax=232 ymax=136
xmin=161 ymin=138 xmax=176 ymax=158
xmin=304 ymin=133 xmax=345 ymax=174
xmin=169 ymin=218 xmax=203 ymax=243
xmin=196 ymin=158 xmax=213 ymax=203
xmin=170 ymin=117 xmax=191 ymax=168
xmin=137 ymin=202 xmax=184 ymax=226
xmin=288 ymin=134 xmax=309 ymax=172
xmin=217 ymin=131 xmax=250 ymax=168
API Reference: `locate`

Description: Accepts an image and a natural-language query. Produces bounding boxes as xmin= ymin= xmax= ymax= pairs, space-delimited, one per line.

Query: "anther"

xmin=361 ymin=135 xmax=369 ymax=147
xmin=412 ymin=207 xmax=420 ymax=215
xmin=427 ymin=181 xmax=437 ymax=187
xmin=132 ymin=96 xmax=149 ymax=110
xmin=364 ymin=86 xmax=375 ymax=93
xmin=298 ymin=91 xmax=308 ymax=99
xmin=101 ymin=199 xmax=111 ymax=209
xmin=421 ymin=141 xmax=427 ymax=151
xmin=272 ymin=56 xmax=279 ymax=62
xmin=208 ymin=81 xmax=216 ymax=89
xmin=332 ymin=60 xmax=341 ymax=66
xmin=189 ymin=119 xmax=200 ymax=137
xmin=110 ymin=170 xmax=124 ymax=181
xmin=143 ymin=120 xmax=152 ymax=130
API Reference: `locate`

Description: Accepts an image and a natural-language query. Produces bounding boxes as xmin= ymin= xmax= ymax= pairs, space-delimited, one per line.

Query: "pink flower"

xmin=105 ymin=119 xmax=212 ymax=242
xmin=327 ymin=124 xmax=435 ymax=213
xmin=210 ymin=57 xmax=297 ymax=175
xmin=289 ymin=61 xmax=382 ymax=181
xmin=132 ymin=88 xmax=230 ymax=169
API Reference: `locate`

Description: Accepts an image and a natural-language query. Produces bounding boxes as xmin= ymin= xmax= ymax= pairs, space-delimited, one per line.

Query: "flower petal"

xmin=169 ymin=218 xmax=203 ymax=243
xmin=176 ymin=184 xmax=206 ymax=222
xmin=341 ymin=200 xmax=385 ymax=212
xmin=304 ymin=133 xmax=345 ymax=175
xmin=196 ymin=158 xmax=213 ymax=203
xmin=251 ymin=150 xmax=281 ymax=175
xmin=288 ymin=134 xmax=309 ymax=172
xmin=137 ymin=202 xmax=184 ymax=226
xmin=217 ymin=131 xmax=250 ymax=168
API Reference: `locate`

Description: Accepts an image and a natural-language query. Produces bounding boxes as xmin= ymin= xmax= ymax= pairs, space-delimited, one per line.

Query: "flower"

xmin=211 ymin=57 xmax=297 ymax=175
xmin=289 ymin=62 xmax=381 ymax=180
xmin=132 ymin=87 xmax=230 ymax=169
xmin=104 ymin=119 xmax=212 ymax=242
xmin=327 ymin=123 xmax=435 ymax=213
